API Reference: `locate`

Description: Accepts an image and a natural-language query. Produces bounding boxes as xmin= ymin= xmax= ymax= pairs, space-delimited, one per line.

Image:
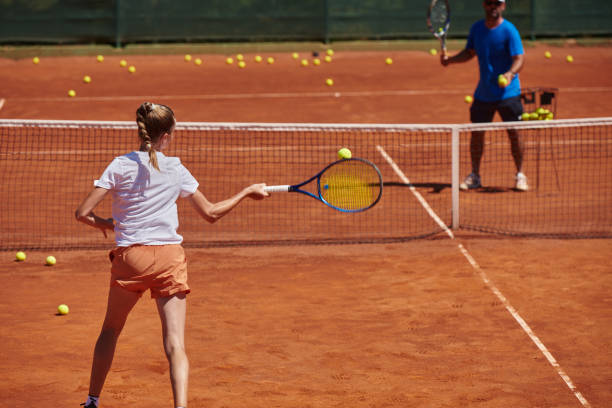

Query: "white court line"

xmin=376 ymin=145 xmax=453 ymax=239
xmin=5 ymin=86 xmax=612 ymax=103
xmin=376 ymin=144 xmax=592 ymax=408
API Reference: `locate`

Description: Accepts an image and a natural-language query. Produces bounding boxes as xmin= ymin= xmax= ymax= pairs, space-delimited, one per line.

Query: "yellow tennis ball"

xmin=57 ymin=304 xmax=69 ymax=315
xmin=337 ymin=148 xmax=352 ymax=160
xmin=464 ymin=95 xmax=473 ymax=104
xmin=83 ymin=75 xmax=91 ymax=83
xmin=119 ymin=60 xmax=127 ymax=67
xmin=325 ymin=78 xmax=334 ymax=86
xmin=96 ymin=55 xmax=104 ymax=62
xmin=32 ymin=57 xmax=40 ymax=64
xmin=238 ymin=60 xmax=246 ymax=68
xmin=128 ymin=65 xmax=136 ymax=73
xmin=15 ymin=251 xmax=26 ymax=261
xmin=194 ymin=58 xmax=202 ymax=65
xmin=300 ymin=59 xmax=308 ymax=66
xmin=324 ymin=55 xmax=332 ymax=63
xmin=326 ymin=49 xmax=334 ymax=56
xmin=226 ymin=57 xmax=234 ymax=65
xmin=566 ymin=55 xmax=574 ymax=63
xmin=429 ymin=48 xmax=438 ymax=56
xmin=236 ymin=54 xmax=244 ymax=61
xmin=292 ymin=52 xmax=299 ymax=59
xmin=546 ymin=112 xmax=554 ymax=120
xmin=46 ymin=255 xmax=56 ymax=266
xmin=521 ymin=112 xmax=531 ymax=121
xmin=67 ymin=89 xmax=76 ymax=97
xmin=544 ymin=51 xmax=552 ymax=59
xmin=313 ymin=58 xmax=321 ymax=66
xmin=254 ymin=55 xmax=263 ymax=63
xmin=266 ymin=57 xmax=275 ymax=64
xmin=184 ymin=54 xmax=192 ymax=62
xmin=529 ymin=112 xmax=539 ymax=120
xmin=385 ymin=57 xmax=393 ymax=65
xmin=498 ymin=74 xmax=508 ymax=87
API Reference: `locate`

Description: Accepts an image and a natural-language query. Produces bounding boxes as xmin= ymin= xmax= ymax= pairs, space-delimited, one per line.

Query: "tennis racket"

xmin=264 ymin=158 xmax=383 ymax=213
xmin=427 ymin=0 xmax=450 ymax=57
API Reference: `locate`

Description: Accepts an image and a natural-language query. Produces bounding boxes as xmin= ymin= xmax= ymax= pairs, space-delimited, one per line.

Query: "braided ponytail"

xmin=136 ymin=102 xmax=175 ymax=171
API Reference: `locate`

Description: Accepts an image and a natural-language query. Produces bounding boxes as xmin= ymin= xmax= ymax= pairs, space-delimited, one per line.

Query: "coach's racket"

xmin=264 ymin=158 xmax=383 ymax=213
xmin=427 ymin=0 xmax=450 ymax=57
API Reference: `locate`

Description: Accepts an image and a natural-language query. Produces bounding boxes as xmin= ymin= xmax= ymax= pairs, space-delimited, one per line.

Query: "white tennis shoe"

xmin=515 ymin=172 xmax=529 ymax=191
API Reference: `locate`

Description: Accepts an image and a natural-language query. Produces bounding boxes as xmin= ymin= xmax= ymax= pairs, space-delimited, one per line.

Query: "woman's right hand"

xmin=247 ymin=183 xmax=270 ymax=200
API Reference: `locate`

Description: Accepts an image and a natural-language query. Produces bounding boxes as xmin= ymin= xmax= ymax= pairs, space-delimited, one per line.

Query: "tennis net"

xmin=1 ymin=118 xmax=610 ymax=250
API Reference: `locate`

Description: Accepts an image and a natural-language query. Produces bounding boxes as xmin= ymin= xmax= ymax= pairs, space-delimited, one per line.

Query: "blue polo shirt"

xmin=466 ymin=19 xmax=524 ymax=102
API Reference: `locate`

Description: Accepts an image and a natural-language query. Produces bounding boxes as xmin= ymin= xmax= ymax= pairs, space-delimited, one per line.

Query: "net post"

xmin=451 ymin=126 xmax=460 ymax=230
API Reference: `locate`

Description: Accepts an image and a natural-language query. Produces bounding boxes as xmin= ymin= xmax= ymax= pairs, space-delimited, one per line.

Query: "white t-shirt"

xmin=95 ymin=151 xmax=199 ymax=246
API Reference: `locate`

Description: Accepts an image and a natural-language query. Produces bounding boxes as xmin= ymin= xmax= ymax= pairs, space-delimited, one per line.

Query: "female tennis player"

xmin=75 ymin=102 xmax=269 ymax=408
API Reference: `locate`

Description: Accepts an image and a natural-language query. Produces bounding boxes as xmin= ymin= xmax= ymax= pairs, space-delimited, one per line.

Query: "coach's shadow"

xmin=384 ymin=181 xmax=450 ymax=194
xmin=384 ymin=182 xmax=523 ymax=193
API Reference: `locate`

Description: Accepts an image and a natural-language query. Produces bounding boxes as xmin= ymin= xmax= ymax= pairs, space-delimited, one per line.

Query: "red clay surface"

xmin=1 ymin=43 xmax=612 ymax=407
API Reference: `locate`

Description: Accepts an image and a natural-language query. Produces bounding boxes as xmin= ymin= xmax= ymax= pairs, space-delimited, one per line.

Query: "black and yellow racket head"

xmin=317 ymin=158 xmax=383 ymax=212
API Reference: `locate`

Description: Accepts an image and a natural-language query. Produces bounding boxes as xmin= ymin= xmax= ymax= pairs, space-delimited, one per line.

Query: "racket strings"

xmin=429 ymin=0 xmax=449 ymax=36
xmin=320 ymin=161 xmax=381 ymax=211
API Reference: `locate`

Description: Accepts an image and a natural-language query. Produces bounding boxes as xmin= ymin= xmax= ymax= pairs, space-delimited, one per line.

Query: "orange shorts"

xmin=109 ymin=244 xmax=190 ymax=299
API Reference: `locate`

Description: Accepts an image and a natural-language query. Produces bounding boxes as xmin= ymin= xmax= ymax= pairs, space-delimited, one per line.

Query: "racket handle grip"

xmin=264 ymin=185 xmax=290 ymax=193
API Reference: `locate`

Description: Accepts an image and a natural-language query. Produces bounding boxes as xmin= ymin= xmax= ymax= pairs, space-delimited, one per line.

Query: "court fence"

xmin=1 ymin=1 xmax=611 ymax=46
xmin=1 ymin=117 xmax=611 ymax=250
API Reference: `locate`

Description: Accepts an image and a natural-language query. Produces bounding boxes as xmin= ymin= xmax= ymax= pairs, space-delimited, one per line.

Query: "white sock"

xmin=85 ymin=395 xmax=99 ymax=407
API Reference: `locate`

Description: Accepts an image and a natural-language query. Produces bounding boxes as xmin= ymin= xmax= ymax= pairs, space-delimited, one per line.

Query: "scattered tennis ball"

xmin=521 ymin=112 xmax=531 ymax=121
xmin=497 ymin=74 xmax=508 ymax=87
xmin=226 ymin=57 xmax=234 ymax=65
xmin=119 ymin=60 xmax=127 ymax=67
xmin=194 ymin=58 xmax=202 ymax=65
xmin=292 ymin=52 xmax=299 ymax=59
xmin=429 ymin=48 xmax=438 ymax=56
xmin=96 ymin=55 xmax=104 ymax=62
xmin=67 ymin=89 xmax=76 ymax=97
xmin=325 ymin=78 xmax=334 ymax=86
xmin=32 ymin=57 xmax=40 ymax=64
xmin=254 ymin=55 xmax=263 ymax=63
xmin=300 ymin=59 xmax=309 ymax=67
xmin=46 ymin=255 xmax=56 ymax=266
xmin=184 ymin=54 xmax=192 ymax=62
xmin=313 ymin=58 xmax=321 ymax=66
xmin=464 ymin=95 xmax=473 ymax=104
xmin=326 ymin=49 xmax=334 ymax=56
xmin=385 ymin=57 xmax=393 ymax=65
xmin=57 ymin=304 xmax=69 ymax=315
xmin=83 ymin=75 xmax=91 ymax=84
xmin=324 ymin=55 xmax=332 ymax=63
xmin=236 ymin=54 xmax=244 ymax=61
xmin=128 ymin=65 xmax=136 ymax=73
xmin=337 ymin=148 xmax=352 ymax=159
xmin=544 ymin=51 xmax=552 ymax=59
xmin=267 ymin=57 xmax=275 ymax=64
xmin=238 ymin=60 xmax=246 ymax=68
xmin=566 ymin=55 xmax=574 ymax=63
xmin=546 ymin=112 xmax=554 ymax=120
xmin=15 ymin=251 xmax=26 ymax=261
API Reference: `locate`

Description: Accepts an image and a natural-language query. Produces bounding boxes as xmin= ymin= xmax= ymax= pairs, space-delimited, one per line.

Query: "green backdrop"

xmin=1 ymin=0 xmax=611 ymax=46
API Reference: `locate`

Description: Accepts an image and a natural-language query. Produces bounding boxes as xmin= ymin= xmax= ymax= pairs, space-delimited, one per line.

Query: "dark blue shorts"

xmin=470 ymin=95 xmax=523 ymax=123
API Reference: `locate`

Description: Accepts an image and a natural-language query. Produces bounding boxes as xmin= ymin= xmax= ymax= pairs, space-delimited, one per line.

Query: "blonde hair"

xmin=135 ymin=102 xmax=175 ymax=171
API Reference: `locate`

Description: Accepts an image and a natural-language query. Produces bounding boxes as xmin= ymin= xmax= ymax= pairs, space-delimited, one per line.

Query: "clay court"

xmin=1 ymin=42 xmax=611 ymax=407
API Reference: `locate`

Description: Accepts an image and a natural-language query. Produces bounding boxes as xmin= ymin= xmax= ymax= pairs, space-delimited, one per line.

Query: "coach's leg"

xmin=470 ymin=130 xmax=486 ymax=175
xmin=89 ymin=285 xmax=141 ymax=397
xmin=157 ymin=293 xmax=189 ymax=408
xmin=508 ymin=128 xmax=524 ymax=173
